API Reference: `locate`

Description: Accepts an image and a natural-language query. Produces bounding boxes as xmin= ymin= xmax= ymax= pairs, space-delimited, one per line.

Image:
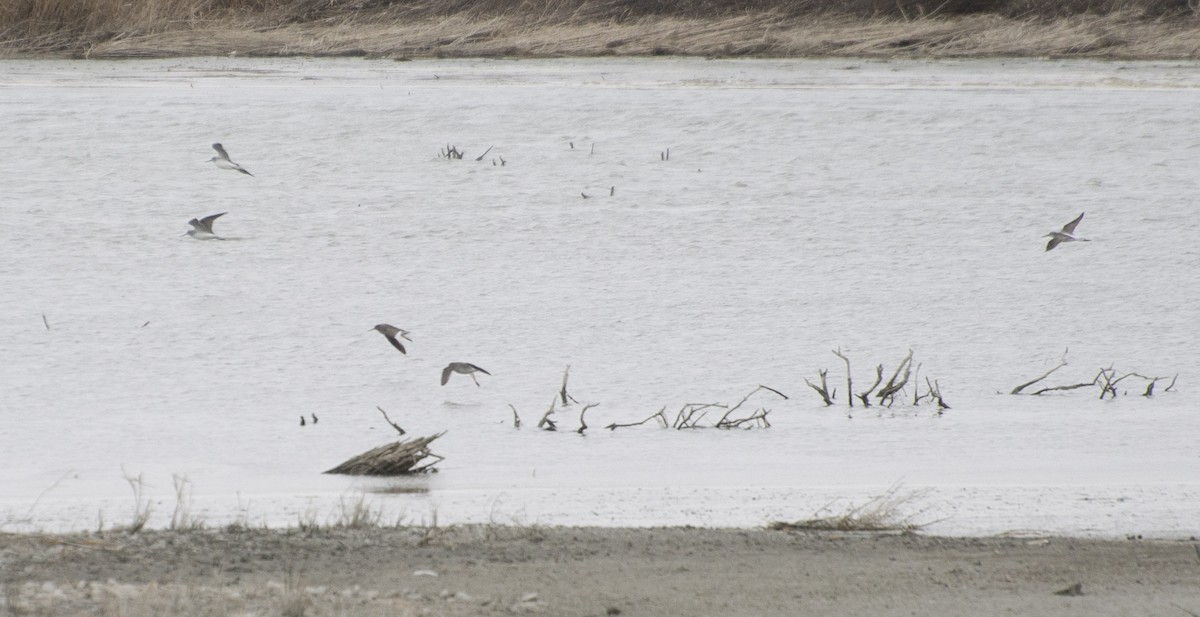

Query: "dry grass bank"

xmin=1 ymin=0 xmax=1200 ymax=59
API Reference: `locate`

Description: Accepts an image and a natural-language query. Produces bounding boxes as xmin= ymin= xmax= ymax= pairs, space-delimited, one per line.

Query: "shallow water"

xmin=2 ymin=57 xmax=1199 ymax=536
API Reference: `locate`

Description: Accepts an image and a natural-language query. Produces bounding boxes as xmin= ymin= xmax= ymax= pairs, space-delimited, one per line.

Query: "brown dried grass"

xmin=1 ymin=0 xmax=1198 ymax=58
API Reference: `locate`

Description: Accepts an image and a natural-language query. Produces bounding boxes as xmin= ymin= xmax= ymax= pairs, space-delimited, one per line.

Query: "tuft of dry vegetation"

xmin=768 ymin=482 xmax=939 ymax=532
xmin=1 ymin=0 xmax=1199 ymax=58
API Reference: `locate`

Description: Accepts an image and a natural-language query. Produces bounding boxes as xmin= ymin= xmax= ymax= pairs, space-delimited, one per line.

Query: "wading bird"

xmin=208 ymin=143 xmax=254 ymax=176
xmin=441 ymin=362 xmax=491 ymax=386
xmin=186 ymin=212 xmax=227 ymax=240
xmin=1044 ymin=212 xmax=1088 ymax=252
xmin=371 ymin=324 xmax=412 ymax=354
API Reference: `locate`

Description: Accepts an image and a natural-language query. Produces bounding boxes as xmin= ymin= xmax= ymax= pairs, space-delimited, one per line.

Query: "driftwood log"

xmin=324 ymin=432 xmax=445 ymax=476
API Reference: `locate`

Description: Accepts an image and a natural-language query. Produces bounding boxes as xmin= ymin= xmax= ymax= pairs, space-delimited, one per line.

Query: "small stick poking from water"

xmin=376 ymin=406 xmax=407 ymax=436
xmin=42 ymin=314 xmax=50 ymax=331
xmin=537 ymin=396 xmax=558 ymax=431
xmin=577 ymin=403 xmax=599 ymax=434
xmin=560 ymin=365 xmax=579 ymax=406
xmin=474 ymin=145 xmax=493 ymax=161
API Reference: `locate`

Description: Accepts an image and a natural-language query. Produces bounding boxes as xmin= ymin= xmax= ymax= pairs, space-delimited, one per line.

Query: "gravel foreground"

xmin=3 ymin=526 xmax=1199 ymax=616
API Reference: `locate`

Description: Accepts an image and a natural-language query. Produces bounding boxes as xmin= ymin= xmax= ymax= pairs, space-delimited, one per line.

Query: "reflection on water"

xmin=1 ymin=57 xmax=1199 ymax=536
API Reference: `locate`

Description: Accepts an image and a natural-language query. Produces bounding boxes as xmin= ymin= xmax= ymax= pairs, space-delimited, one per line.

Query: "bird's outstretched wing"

xmin=385 ymin=335 xmax=406 ymax=354
xmin=468 ymin=364 xmax=491 ymax=376
xmin=441 ymin=365 xmax=453 ymax=386
xmin=212 ymin=143 xmax=232 ymax=162
xmin=1045 ymin=232 xmax=1067 ymax=252
xmin=1061 ymin=212 xmax=1084 ymax=235
xmin=198 ymin=212 xmax=227 ymax=229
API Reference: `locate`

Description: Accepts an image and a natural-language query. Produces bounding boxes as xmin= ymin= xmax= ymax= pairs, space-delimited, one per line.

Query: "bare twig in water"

xmin=560 ymin=365 xmax=579 ymax=406
xmin=1028 ymin=367 xmax=1101 ymax=395
xmin=42 ymin=314 xmax=50 ymax=330
xmin=674 ymin=402 xmax=720 ymax=429
xmin=833 ymin=348 xmax=853 ymax=408
xmin=606 ymin=406 xmax=668 ymax=430
xmin=537 ymin=396 xmax=558 ymax=431
xmin=509 ymin=404 xmax=521 ymax=428
xmin=858 ymin=364 xmax=883 ymax=408
xmin=474 ymin=145 xmax=493 ymax=161
xmin=716 ymin=384 xmax=787 ymax=427
xmin=376 ymin=406 xmax=407 ymax=436
xmin=912 ymin=362 xmax=923 ymax=405
xmin=1011 ymin=350 xmax=1069 ymax=394
xmin=876 ymin=349 xmax=913 ymax=406
xmin=804 ymin=369 xmax=834 ymax=406
xmin=577 ymin=403 xmax=599 ymax=434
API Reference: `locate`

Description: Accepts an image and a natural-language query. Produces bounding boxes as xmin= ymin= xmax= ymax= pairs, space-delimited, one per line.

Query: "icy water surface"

xmin=1 ymin=57 xmax=1199 ymax=536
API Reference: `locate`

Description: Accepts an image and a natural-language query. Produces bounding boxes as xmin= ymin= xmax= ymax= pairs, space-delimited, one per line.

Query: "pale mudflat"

xmin=2 ymin=527 xmax=1199 ymax=617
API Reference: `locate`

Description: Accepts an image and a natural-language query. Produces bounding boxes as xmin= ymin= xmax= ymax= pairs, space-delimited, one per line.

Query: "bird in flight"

xmin=208 ymin=143 xmax=254 ymax=176
xmin=371 ymin=324 xmax=412 ymax=354
xmin=186 ymin=212 xmax=227 ymax=240
xmin=441 ymin=362 xmax=491 ymax=386
xmin=1044 ymin=212 xmax=1088 ymax=252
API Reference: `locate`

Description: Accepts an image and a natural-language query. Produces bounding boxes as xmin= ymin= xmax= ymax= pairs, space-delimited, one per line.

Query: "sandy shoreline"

xmin=3 ymin=526 xmax=1199 ymax=616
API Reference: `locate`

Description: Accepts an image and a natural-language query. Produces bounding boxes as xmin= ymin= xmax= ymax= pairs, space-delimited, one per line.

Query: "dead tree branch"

xmin=560 ymin=365 xmax=579 ymax=406
xmin=375 ymin=406 xmax=406 ymax=436
xmin=716 ymin=384 xmax=788 ymax=427
xmin=858 ymin=364 xmax=883 ymax=407
xmin=1012 ymin=360 xmax=1068 ymax=395
xmin=606 ymin=406 xmax=668 ymax=430
xmin=577 ymin=403 xmax=599 ymax=434
xmin=537 ymin=396 xmax=558 ymax=431
xmin=805 ymin=369 xmax=834 ymax=406
xmin=674 ymin=403 xmax=721 ymax=429
xmin=876 ymin=349 xmax=913 ymax=406
xmin=912 ymin=362 xmax=923 ymax=405
xmin=833 ymin=348 xmax=853 ymax=408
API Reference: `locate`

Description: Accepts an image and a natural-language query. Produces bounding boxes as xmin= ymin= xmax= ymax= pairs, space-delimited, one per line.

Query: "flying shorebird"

xmin=441 ymin=362 xmax=491 ymax=386
xmin=186 ymin=212 xmax=227 ymax=240
xmin=1044 ymin=212 xmax=1089 ymax=252
xmin=208 ymin=143 xmax=254 ymax=176
xmin=371 ymin=324 xmax=412 ymax=354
